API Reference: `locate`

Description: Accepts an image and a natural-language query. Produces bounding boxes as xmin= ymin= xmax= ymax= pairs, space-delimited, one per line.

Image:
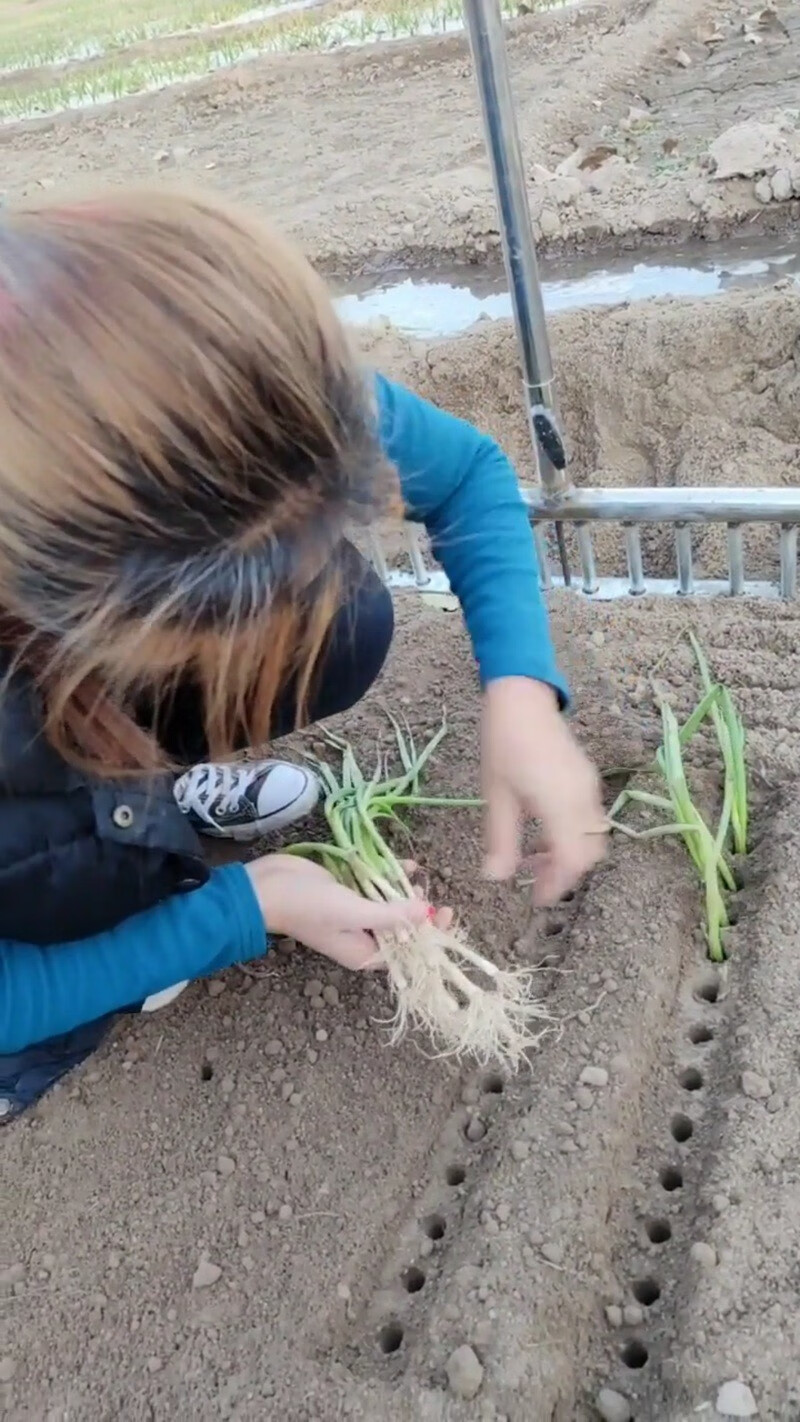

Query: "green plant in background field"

xmin=0 ymin=0 xmax=569 ymax=122
xmin=286 ymin=717 xmax=550 ymax=1067
xmin=0 ymin=0 xmax=308 ymax=74
xmin=609 ymin=634 xmax=748 ymax=962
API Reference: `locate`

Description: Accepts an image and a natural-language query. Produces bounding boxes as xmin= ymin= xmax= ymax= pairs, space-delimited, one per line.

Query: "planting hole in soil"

xmin=481 ymin=1072 xmax=505 ymax=1095
xmin=401 ymin=1267 xmax=426 ymax=1294
xmin=200 ymin=1061 xmax=214 ymax=1082
xmin=621 ymin=1340 xmax=650 ymax=1370
xmin=671 ymin=1113 xmax=694 ymax=1143
xmin=544 ymin=919 xmax=565 ymax=937
xmin=694 ymin=975 xmax=722 ymax=1005
xmin=659 ymin=1165 xmax=684 ymax=1192
xmin=678 ymin=1067 xmax=704 ymax=1092
xmin=446 ymin=1165 xmax=466 ymax=1186
xmin=645 ymin=1218 xmax=672 ymax=1245
xmin=421 ymin=1214 xmax=446 ymax=1241
xmin=378 ymin=1322 xmax=404 ymax=1355
xmin=688 ymin=1024 xmax=714 ymax=1045
xmin=632 ymin=1278 xmax=661 ymax=1307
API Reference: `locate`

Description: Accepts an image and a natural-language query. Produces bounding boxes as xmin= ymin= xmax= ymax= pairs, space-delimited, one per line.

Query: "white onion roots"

xmin=375 ymin=921 xmax=550 ymax=1070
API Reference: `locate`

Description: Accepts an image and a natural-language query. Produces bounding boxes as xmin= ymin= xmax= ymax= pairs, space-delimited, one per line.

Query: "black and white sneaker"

xmin=173 ymin=759 xmax=320 ymax=843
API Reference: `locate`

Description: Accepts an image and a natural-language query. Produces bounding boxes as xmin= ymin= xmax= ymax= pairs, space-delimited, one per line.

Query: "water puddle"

xmin=337 ymin=236 xmax=800 ymax=336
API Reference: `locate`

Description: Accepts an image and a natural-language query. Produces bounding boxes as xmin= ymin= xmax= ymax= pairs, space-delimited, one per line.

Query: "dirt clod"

xmin=596 ymin=1388 xmax=633 ymax=1422
xmin=0 ymin=1359 xmax=17 ymax=1383
xmin=192 ymin=1261 xmax=222 ymax=1290
xmin=716 ymin=1380 xmax=759 ymax=1417
xmin=691 ymin=1242 xmax=718 ymax=1270
xmin=741 ymin=1071 xmax=771 ymax=1100
xmin=446 ymin=1344 xmax=484 ymax=1399
xmin=466 ymin=1116 xmax=487 ymax=1143
xmin=579 ymin=1066 xmax=609 ymax=1088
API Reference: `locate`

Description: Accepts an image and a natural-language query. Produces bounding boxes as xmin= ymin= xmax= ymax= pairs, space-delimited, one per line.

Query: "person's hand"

xmin=481 ymin=676 xmax=607 ymax=906
xmin=245 ymin=853 xmax=451 ymax=971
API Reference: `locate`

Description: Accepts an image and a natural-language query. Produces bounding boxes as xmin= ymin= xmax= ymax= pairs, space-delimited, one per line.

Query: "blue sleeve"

xmin=0 ymin=862 xmax=267 ymax=1054
xmin=374 ymin=373 xmax=568 ymax=703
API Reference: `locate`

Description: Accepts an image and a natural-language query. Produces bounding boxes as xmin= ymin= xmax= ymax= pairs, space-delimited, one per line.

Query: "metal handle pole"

xmin=462 ymin=0 xmax=569 ymax=505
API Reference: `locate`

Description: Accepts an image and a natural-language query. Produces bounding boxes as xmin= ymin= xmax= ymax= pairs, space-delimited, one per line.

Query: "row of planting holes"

xmin=618 ymin=974 xmax=721 ymax=1373
xmin=378 ymin=1071 xmax=505 ymax=1356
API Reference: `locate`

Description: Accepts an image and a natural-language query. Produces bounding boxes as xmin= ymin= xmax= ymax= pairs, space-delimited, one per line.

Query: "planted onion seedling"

xmin=608 ymin=634 xmax=748 ymax=962
xmin=288 ymin=716 xmax=550 ymax=1068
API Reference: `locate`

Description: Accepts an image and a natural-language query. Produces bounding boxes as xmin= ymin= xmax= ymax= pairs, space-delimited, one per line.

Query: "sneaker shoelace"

xmin=175 ymin=763 xmax=254 ymax=822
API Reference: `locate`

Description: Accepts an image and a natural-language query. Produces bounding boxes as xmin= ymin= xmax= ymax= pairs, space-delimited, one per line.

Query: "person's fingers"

xmin=530 ymin=850 xmax=569 ymax=908
xmin=483 ymin=781 xmax=520 ymax=881
xmin=323 ymin=929 xmax=382 ymax=970
xmin=356 ymin=945 xmax=387 ymax=972
xmin=531 ymin=828 xmax=607 ymax=907
xmin=362 ymin=895 xmax=429 ymax=933
xmin=433 ymin=906 xmax=454 ymax=931
xmin=326 ymin=882 xmax=428 ymax=934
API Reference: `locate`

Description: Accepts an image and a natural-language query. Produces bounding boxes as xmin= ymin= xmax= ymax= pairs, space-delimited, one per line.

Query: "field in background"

xmin=0 ymin=0 xmax=563 ymax=120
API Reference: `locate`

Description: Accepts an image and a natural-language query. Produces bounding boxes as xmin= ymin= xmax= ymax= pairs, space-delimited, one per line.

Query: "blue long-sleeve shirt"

xmin=0 ymin=376 xmax=566 ymax=1054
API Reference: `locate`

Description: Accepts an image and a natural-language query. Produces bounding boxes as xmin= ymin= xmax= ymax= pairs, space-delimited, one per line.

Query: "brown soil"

xmin=5 ymin=6 xmax=800 ymax=1420
xmin=5 ymin=586 xmax=800 ymax=1421
xmin=3 ymin=0 xmax=800 ymax=274
xmin=360 ymin=285 xmax=800 ymax=583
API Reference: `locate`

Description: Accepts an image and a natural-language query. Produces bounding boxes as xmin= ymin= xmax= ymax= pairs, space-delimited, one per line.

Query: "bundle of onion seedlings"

xmin=287 ymin=717 xmax=550 ymax=1068
xmin=608 ymin=634 xmax=748 ymax=962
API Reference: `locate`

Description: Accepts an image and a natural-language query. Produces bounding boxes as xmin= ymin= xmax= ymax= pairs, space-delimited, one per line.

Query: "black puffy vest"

xmin=0 ymin=654 xmax=209 ymax=946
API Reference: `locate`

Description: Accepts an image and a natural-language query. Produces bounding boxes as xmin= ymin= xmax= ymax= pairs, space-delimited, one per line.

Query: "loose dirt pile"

xmin=361 ymin=284 xmax=800 ymax=584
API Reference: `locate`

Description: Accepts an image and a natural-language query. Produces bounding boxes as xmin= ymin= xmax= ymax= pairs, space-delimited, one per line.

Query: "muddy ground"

xmin=3 ymin=0 xmax=800 ymax=274
xmin=5 ymin=0 xmax=800 ymax=1417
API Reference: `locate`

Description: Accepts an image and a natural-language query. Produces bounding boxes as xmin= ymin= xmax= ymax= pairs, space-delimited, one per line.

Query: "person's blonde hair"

xmin=0 ymin=186 xmax=398 ymax=776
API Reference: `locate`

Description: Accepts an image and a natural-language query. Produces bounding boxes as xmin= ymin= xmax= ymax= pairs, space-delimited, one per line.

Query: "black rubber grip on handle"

xmin=532 ymin=410 xmax=566 ymax=471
